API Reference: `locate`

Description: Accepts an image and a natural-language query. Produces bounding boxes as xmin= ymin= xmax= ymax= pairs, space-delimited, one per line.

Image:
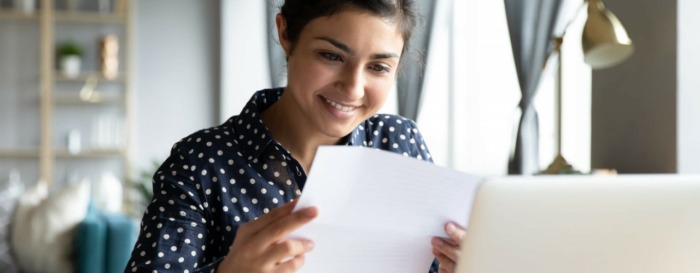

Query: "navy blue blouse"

xmin=125 ymin=88 xmax=438 ymax=273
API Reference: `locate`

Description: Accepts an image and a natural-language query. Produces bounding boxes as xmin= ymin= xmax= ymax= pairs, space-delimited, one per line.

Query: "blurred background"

xmin=0 ymin=0 xmax=698 ymax=273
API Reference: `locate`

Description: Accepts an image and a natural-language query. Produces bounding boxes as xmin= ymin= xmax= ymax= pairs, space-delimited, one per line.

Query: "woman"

xmin=125 ymin=1 xmax=466 ymax=272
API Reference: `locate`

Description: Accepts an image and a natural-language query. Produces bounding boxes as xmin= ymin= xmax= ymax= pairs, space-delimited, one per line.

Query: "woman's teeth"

xmin=325 ymin=98 xmax=357 ymax=113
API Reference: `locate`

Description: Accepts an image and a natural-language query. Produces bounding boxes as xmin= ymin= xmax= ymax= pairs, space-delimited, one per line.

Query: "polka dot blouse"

xmin=125 ymin=88 xmax=438 ymax=273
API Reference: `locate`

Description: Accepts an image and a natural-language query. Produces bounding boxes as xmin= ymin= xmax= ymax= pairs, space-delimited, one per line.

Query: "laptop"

xmin=456 ymin=175 xmax=700 ymax=273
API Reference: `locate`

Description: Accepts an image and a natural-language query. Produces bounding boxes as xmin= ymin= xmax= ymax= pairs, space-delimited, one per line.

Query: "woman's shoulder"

xmin=363 ymin=113 xmax=419 ymax=135
xmin=361 ymin=114 xmax=432 ymax=162
xmin=170 ymin=120 xmax=241 ymax=156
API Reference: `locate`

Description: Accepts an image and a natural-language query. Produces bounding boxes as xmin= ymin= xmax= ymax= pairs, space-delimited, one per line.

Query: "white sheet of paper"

xmin=289 ymin=146 xmax=482 ymax=273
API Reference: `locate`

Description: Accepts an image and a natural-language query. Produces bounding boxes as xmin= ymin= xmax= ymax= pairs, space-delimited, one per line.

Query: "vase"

xmin=60 ymin=55 xmax=81 ymax=78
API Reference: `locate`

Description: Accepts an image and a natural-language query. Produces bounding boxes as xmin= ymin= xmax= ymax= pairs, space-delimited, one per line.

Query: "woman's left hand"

xmin=431 ymin=222 xmax=467 ymax=273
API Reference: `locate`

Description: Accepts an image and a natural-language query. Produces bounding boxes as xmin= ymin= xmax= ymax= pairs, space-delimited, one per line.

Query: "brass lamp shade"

xmin=582 ymin=0 xmax=634 ymax=69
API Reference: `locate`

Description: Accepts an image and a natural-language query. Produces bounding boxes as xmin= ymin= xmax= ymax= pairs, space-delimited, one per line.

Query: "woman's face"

xmin=277 ymin=9 xmax=404 ymax=139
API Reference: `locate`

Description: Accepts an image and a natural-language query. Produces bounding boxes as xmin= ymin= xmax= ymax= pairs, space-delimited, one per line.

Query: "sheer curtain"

xmin=397 ymin=0 xmax=438 ymax=122
xmin=266 ymin=0 xmax=287 ymax=88
xmin=503 ymin=0 xmax=563 ymax=174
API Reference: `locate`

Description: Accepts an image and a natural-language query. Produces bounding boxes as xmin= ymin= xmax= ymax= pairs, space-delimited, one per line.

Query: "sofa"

xmin=3 ymin=178 xmax=137 ymax=273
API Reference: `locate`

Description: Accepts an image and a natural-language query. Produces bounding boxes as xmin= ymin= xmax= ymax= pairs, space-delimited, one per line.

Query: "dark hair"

xmin=280 ymin=0 xmax=418 ymax=62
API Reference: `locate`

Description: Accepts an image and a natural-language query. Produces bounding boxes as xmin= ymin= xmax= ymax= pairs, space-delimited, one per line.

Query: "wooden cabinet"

xmin=0 ymin=0 xmax=133 ymax=200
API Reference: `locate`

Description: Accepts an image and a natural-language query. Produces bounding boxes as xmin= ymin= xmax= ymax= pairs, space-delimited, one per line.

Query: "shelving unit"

xmin=0 ymin=0 xmax=133 ymax=194
xmin=54 ymin=72 xmax=127 ymax=83
xmin=0 ymin=149 xmax=40 ymax=158
xmin=0 ymin=11 xmax=38 ymax=20
xmin=54 ymin=11 xmax=125 ymax=23
xmin=54 ymin=148 xmax=126 ymax=158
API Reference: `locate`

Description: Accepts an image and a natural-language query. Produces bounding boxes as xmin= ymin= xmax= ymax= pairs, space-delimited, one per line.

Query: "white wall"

xmin=133 ymin=0 xmax=219 ymax=170
xmin=220 ymin=0 xmax=271 ymax=122
xmin=678 ymin=0 xmax=700 ymax=174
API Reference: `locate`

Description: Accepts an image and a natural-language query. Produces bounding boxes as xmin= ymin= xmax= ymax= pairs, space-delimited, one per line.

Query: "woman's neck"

xmin=260 ymin=91 xmax=341 ymax=173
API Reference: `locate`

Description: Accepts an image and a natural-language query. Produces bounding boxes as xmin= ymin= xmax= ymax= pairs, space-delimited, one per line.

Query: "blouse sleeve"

xmin=124 ymin=141 xmax=222 ymax=273
xmin=404 ymin=119 xmax=434 ymax=164
xmin=367 ymin=115 xmax=434 ymax=164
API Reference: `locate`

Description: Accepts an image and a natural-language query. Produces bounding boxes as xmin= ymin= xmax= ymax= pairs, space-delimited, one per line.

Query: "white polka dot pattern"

xmin=124 ymin=89 xmax=434 ymax=272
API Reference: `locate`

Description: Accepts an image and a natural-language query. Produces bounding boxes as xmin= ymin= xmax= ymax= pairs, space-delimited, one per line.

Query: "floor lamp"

xmin=540 ymin=0 xmax=634 ymax=174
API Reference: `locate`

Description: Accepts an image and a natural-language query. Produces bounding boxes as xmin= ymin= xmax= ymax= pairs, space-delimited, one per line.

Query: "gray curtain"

xmin=397 ymin=0 xmax=438 ymax=121
xmin=267 ymin=0 xmax=287 ymax=88
xmin=504 ymin=0 xmax=562 ymax=174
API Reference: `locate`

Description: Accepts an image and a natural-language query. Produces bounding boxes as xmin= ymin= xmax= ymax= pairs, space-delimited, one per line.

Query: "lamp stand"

xmin=540 ymin=37 xmax=581 ymax=175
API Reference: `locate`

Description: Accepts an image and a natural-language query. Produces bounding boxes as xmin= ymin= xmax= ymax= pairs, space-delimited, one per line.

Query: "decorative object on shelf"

xmin=79 ymin=74 xmax=103 ymax=102
xmin=540 ymin=0 xmax=634 ymax=175
xmin=57 ymin=41 xmax=84 ymax=79
xmin=100 ymin=35 xmax=119 ymax=80
xmin=13 ymin=0 xmax=36 ymax=14
xmin=67 ymin=129 xmax=82 ymax=155
xmin=91 ymin=114 xmax=125 ymax=150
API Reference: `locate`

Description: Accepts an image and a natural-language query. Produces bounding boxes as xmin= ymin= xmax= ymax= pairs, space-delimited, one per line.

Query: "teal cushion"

xmin=76 ymin=202 xmax=107 ymax=273
xmin=75 ymin=202 xmax=137 ymax=273
xmin=102 ymin=211 xmax=137 ymax=273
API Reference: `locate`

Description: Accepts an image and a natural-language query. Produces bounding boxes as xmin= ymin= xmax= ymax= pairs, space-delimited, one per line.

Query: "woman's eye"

xmin=370 ymin=64 xmax=391 ymax=73
xmin=320 ymin=52 xmax=342 ymax=62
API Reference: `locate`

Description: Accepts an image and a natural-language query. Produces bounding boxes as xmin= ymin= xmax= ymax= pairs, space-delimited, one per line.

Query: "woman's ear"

xmin=276 ymin=13 xmax=292 ymax=56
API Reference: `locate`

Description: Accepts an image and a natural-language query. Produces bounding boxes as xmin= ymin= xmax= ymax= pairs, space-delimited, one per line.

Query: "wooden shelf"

xmin=54 ymin=11 xmax=125 ymax=24
xmin=55 ymin=72 xmax=126 ymax=83
xmin=55 ymin=148 xmax=126 ymax=158
xmin=0 ymin=148 xmax=126 ymax=158
xmin=0 ymin=10 xmax=39 ymax=21
xmin=0 ymin=0 xmax=133 ymax=188
xmin=53 ymin=93 xmax=124 ymax=105
xmin=0 ymin=148 xmax=40 ymax=158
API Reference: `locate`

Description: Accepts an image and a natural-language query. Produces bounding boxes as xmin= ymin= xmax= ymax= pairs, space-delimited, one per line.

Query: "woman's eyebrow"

xmin=370 ymin=53 xmax=400 ymax=60
xmin=316 ymin=37 xmax=354 ymax=55
xmin=315 ymin=36 xmax=399 ymax=60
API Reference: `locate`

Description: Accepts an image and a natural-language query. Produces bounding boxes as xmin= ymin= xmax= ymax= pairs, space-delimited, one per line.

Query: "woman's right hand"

xmin=217 ymin=200 xmax=318 ymax=273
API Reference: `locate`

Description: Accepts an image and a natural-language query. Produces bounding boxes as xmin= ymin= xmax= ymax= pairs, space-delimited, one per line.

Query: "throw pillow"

xmin=0 ymin=171 xmax=24 ymax=273
xmin=11 ymin=180 xmax=90 ymax=273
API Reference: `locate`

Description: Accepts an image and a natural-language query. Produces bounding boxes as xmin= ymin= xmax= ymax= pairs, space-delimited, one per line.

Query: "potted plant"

xmin=57 ymin=42 xmax=83 ymax=78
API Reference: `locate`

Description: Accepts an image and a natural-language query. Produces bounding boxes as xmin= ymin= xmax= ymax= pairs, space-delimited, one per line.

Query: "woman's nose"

xmin=337 ymin=66 xmax=365 ymax=100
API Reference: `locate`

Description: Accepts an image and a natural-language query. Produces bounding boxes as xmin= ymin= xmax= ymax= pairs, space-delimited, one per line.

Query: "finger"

xmin=432 ymin=248 xmax=455 ymax=273
xmin=432 ymin=237 xmax=461 ymax=262
xmin=254 ymin=206 xmax=318 ymax=245
xmin=276 ymin=254 xmax=306 ymax=273
xmin=242 ymin=199 xmax=298 ymax=235
xmin=267 ymin=239 xmax=315 ymax=263
xmin=445 ymin=222 xmax=467 ymax=243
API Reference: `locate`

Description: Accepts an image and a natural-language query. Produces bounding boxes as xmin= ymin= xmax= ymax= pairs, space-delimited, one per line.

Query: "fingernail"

xmin=306 ymin=240 xmax=315 ymax=251
xmin=432 ymin=237 xmax=443 ymax=246
xmin=446 ymin=223 xmax=456 ymax=234
xmin=303 ymin=207 xmax=317 ymax=217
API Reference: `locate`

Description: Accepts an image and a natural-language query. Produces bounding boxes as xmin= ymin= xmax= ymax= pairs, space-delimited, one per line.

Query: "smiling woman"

xmin=124 ymin=1 xmax=465 ymax=273
xmin=263 ymin=9 xmax=405 ymax=171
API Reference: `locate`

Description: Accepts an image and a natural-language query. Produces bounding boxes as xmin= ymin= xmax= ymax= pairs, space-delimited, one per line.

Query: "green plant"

xmin=128 ymin=160 xmax=160 ymax=215
xmin=56 ymin=42 xmax=83 ymax=58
